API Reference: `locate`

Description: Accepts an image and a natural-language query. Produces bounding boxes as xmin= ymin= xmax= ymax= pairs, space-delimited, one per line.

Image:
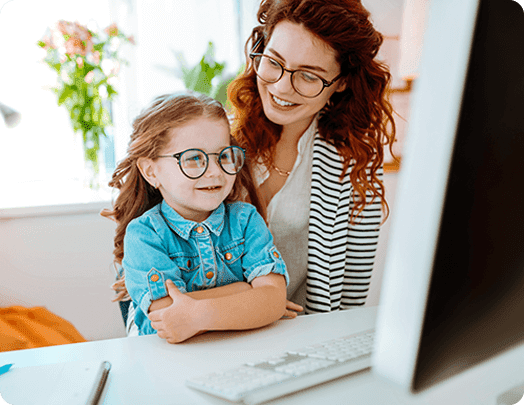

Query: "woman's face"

xmin=257 ymin=21 xmax=346 ymax=135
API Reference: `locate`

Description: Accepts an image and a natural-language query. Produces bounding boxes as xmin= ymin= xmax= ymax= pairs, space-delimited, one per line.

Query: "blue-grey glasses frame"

xmin=157 ymin=145 xmax=246 ymax=179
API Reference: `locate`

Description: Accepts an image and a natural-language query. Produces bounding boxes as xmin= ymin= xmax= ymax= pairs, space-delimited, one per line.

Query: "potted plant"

xmin=38 ymin=21 xmax=134 ymax=187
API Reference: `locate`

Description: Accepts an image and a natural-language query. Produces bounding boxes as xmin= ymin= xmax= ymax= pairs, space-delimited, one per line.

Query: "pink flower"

xmin=87 ymin=50 xmax=100 ymax=65
xmin=104 ymin=23 xmax=118 ymax=37
xmin=85 ymin=71 xmax=95 ymax=84
xmin=76 ymin=57 xmax=84 ymax=68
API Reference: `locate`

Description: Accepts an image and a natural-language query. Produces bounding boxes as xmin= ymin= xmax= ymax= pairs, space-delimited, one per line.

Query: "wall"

xmin=0 ymin=203 xmax=126 ymax=341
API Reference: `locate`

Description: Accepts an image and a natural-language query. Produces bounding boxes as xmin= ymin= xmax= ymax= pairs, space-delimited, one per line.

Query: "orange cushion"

xmin=0 ymin=306 xmax=86 ymax=352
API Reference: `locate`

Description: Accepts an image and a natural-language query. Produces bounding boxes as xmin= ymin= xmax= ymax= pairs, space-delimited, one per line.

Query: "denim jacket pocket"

xmin=219 ymin=239 xmax=245 ymax=264
xmin=218 ymin=239 xmax=245 ymax=281
xmin=170 ymin=253 xmax=200 ymax=272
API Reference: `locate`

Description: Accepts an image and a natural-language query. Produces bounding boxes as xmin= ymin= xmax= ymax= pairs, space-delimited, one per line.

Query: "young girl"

xmin=103 ymin=93 xmax=299 ymax=343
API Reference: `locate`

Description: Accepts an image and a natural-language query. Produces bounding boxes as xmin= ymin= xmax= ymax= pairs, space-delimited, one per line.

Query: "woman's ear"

xmin=137 ymin=157 xmax=159 ymax=189
xmin=335 ymin=78 xmax=347 ymax=93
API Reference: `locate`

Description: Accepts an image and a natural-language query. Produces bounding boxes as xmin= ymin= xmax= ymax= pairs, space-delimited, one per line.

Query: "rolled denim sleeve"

xmin=123 ymin=219 xmax=187 ymax=323
xmin=240 ymin=206 xmax=289 ymax=286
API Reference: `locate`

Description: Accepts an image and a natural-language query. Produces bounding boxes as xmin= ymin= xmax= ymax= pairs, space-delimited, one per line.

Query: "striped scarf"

xmin=306 ymin=134 xmax=383 ymax=314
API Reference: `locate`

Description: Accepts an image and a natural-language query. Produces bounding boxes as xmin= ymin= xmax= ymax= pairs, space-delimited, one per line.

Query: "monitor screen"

xmin=373 ymin=0 xmax=524 ymax=396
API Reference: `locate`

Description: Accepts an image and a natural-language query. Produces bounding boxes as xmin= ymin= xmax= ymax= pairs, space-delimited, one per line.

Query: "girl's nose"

xmin=204 ymin=157 xmax=222 ymax=177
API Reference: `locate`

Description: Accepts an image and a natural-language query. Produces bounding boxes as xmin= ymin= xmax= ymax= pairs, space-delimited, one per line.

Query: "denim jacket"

xmin=123 ymin=200 xmax=288 ymax=335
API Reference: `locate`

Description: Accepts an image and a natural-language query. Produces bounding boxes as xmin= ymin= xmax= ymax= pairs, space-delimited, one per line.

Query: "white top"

xmin=254 ymin=119 xmax=317 ymax=310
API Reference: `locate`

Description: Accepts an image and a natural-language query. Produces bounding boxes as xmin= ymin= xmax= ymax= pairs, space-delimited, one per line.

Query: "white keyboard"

xmin=186 ymin=329 xmax=374 ymax=404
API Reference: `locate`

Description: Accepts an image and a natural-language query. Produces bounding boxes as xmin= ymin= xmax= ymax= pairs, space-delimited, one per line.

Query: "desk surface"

xmin=0 ymin=307 xmax=516 ymax=405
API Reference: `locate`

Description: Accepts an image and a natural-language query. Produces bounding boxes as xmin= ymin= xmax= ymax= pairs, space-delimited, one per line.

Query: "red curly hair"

xmin=228 ymin=0 xmax=396 ymax=220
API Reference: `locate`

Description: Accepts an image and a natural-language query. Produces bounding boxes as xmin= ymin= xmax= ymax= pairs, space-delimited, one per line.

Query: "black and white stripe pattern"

xmin=306 ymin=134 xmax=382 ymax=314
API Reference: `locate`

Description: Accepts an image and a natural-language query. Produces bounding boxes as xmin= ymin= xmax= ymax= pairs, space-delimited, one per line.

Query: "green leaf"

xmin=58 ymin=86 xmax=74 ymax=106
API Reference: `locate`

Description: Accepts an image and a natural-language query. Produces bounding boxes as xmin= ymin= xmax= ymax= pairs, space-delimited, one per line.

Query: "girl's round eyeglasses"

xmin=157 ymin=145 xmax=245 ymax=179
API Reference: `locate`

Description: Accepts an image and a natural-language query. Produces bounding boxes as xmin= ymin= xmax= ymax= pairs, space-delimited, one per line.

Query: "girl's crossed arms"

xmin=103 ymin=92 xmax=302 ymax=343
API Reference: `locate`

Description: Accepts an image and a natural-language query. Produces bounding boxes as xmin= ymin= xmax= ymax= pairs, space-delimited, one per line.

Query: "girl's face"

xmin=257 ymin=21 xmax=346 ymax=136
xmin=140 ymin=117 xmax=235 ymax=223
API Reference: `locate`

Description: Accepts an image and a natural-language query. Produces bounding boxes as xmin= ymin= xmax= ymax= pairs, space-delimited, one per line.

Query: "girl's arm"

xmin=149 ymin=281 xmax=303 ymax=317
xmin=148 ymin=281 xmax=252 ymax=312
xmin=148 ymin=273 xmax=287 ymax=343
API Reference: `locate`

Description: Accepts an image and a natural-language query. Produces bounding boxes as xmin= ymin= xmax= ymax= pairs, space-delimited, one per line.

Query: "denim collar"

xmin=160 ymin=200 xmax=225 ymax=240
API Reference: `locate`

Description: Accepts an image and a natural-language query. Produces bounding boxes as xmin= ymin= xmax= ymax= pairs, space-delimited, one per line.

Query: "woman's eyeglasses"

xmin=157 ymin=145 xmax=245 ymax=179
xmin=249 ymin=37 xmax=343 ymax=99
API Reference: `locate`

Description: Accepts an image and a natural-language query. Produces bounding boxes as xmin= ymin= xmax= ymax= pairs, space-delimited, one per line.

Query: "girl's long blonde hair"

xmin=101 ymin=92 xmax=263 ymax=264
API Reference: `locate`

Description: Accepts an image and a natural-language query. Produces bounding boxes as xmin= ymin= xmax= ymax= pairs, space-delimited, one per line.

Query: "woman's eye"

xmin=268 ymin=58 xmax=281 ymax=68
xmin=299 ymin=71 xmax=319 ymax=83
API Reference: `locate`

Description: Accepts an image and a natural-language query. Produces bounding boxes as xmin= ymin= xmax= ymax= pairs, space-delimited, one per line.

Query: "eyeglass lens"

xmin=253 ymin=55 xmax=325 ymax=97
xmin=179 ymin=146 xmax=245 ymax=179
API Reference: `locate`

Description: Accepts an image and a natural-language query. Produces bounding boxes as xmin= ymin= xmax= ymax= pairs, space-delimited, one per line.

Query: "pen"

xmin=0 ymin=364 xmax=13 ymax=376
xmin=86 ymin=361 xmax=111 ymax=405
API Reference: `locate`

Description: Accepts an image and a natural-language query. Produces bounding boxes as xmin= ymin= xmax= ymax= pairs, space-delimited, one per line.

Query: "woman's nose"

xmin=271 ymin=71 xmax=295 ymax=95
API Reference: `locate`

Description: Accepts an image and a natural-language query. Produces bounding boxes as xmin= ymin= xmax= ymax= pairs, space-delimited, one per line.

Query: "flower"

xmin=104 ymin=23 xmax=119 ymax=37
xmin=84 ymin=70 xmax=95 ymax=83
xmin=38 ymin=20 xmax=134 ymax=187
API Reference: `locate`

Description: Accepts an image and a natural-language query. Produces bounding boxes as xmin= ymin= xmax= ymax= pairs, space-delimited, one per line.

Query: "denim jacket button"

xmin=187 ymin=260 xmax=191 ymax=268
xmin=196 ymin=226 xmax=204 ymax=234
xmin=225 ymin=253 xmax=233 ymax=261
xmin=206 ymin=271 xmax=214 ymax=279
xmin=150 ymin=274 xmax=159 ymax=282
xmin=273 ymin=251 xmax=280 ymax=259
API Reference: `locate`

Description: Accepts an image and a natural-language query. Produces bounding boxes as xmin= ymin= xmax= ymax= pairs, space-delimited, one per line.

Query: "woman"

xmin=228 ymin=0 xmax=396 ymax=314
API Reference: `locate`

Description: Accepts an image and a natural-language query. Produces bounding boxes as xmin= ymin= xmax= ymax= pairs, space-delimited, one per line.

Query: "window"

xmin=0 ymin=0 xmax=250 ymax=210
xmin=0 ymin=0 xmax=113 ymax=208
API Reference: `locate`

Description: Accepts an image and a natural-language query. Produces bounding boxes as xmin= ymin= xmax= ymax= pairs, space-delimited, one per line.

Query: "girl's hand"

xmin=281 ymin=300 xmax=303 ymax=319
xmin=148 ymin=280 xmax=202 ymax=343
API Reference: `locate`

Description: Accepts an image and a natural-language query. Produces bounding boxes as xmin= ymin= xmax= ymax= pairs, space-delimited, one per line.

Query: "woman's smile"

xmin=270 ymin=93 xmax=298 ymax=108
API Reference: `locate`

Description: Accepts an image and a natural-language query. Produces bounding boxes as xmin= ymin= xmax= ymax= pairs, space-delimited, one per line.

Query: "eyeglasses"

xmin=249 ymin=53 xmax=343 ymax=98
xmin=157 ymin=146 xmax=245 ymax=179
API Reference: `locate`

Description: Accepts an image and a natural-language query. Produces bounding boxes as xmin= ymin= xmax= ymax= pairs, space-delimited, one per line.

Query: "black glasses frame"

xmin=248 ymin=38 xmax=343 ymax=98
xmin=157 ymin=145 xmax=246 ymax=179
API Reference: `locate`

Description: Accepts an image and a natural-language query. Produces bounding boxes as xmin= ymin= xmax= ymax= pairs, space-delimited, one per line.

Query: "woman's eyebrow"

xmin=267 ymin=47 xmax=328 ymax=73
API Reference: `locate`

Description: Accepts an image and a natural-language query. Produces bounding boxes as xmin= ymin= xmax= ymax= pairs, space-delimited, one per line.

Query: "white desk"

xmin=0 ymin=307 xmax=517 ymax=405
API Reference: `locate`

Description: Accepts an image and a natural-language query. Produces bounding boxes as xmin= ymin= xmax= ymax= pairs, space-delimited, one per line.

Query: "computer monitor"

xmin=373 ymin=0 xmax=524 ymax=402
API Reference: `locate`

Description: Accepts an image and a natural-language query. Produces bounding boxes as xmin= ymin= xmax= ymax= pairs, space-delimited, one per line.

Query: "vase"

xmin=83 ymin=156 xmax=101 ymax=189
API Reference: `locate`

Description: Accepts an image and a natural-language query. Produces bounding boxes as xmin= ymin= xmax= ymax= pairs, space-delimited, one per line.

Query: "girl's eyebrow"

xmin=267 ymin=47 xmax=328 ymax=73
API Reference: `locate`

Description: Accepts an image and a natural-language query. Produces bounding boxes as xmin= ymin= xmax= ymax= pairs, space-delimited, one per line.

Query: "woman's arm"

xmin=148 ymin=273 xmax=287 ymax=343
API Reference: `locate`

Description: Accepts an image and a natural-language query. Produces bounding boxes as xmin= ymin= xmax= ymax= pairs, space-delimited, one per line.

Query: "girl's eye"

xmin=183 ymin=151 xmax=205 ymax=167
xmin=220 ymin=151 xmax=234 ymax=163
